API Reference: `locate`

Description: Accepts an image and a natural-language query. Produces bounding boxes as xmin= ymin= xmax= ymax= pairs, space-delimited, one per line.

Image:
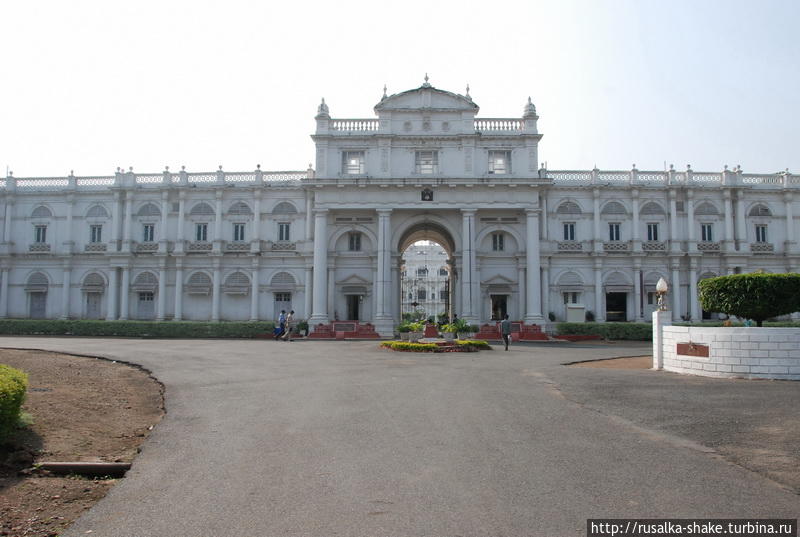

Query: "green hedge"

xmin=0 ymin=319 xmax=275 ymax=338
xmin=555 ymin=322 xmax=652 ymax=340
xmin=0 ymin=364 xmax=28 ymax=441
xmin=381 ymin=341 xmax=438 ymax=352
xmin=454 ymin=339 xmax=491 ymax=350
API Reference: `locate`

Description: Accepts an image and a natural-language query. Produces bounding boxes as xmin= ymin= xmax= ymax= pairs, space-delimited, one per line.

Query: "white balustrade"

xmin=474 ymin=118 xmax=523 ymax=131
xmin=597 ymin=171 xmax=629 ymax=182
xmin=135 ymin=174 xmax=163 ymax=184
xmin=547 ymin=170 xmax=592 ymax=182
xmin=637 ymin=172 xmax=667 ymax=183
xmin=330 ymin=119 xmax=379 ymax=132
xmin=690 ymin=172 xmax=721 ymax=184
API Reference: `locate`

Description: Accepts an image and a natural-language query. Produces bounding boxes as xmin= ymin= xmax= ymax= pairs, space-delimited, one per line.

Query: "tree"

xmin=698 ymin=273 xmax=800 ymax=326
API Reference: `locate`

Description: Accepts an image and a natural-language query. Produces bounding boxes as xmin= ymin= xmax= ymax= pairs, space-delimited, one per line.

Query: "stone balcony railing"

xmin=697 ymin=241 xmax=721 ymax=252
xmin=474 ymin=118 xmax=524 ymax=132
xmin=84 ymin=243 xmax=107 ymax=253
xmin=224 ymin=241 xmax=250 ymax=252
xmin=135 ymin=242 xmax=159 ymax=253
xmin=603 ymin=241 xmax=630 ymax=253
xmin=29 ymin=243 xmax=51 ymax=253
xmin=187 ymin=241 xmax=213 ymax=253
xmin=750 ymin=242 xmax=775 ymax=253
xmin=642 ymin=241 xmax=667 ymax=252
xmin=557 ymin=241 xmax=583 ymax=252
xmin=271 ymin=241 xmax=296 ymax=251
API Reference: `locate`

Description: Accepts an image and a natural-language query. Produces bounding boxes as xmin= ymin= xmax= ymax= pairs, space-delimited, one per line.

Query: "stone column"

xmin=669 ymin=189 xmax=679 ymax=253
xmin=517 ymin=262 xmax=526 ymax=320
xmin=652 ymin=309 xmax=672 ymax=370
xmin=156 ymin=262 xmax=166 ymax=321
xmin=460 ymin=209 xmax=477 ymax=321
xmin=63 ymin=195 xmax=74 ymax=255
xmin=250 ymin=259 xmax=260 ymax=321
xmin=594 ymin=259 xmax=604 ymax=322
xmin=633 ymin=264 xmax=642 ymax=321
xmin=631 ymin=189 xmax=640 ymax=251
xmin=592 ymin=188 xmax=602 ymax=253
xmin=671 ymin=261 xmax=682 ymax=322
xmin=735 ymin=192 xmax=749 ymax=253
xmin=309 ymin=209 xmax=329 ymax=325
xmin=174 ymin=260 xmax=184 ymax=321
xmin=305 ymin=192 xmax=314 ymax=239
xmin=109 ymin=192 xmax=120 ymax=251
xmin=119 ymin=266 xmax=130 ymax=320
xmin=104 ymin=268 xmax=117 ymax=320
xmin=540 ymin=195 xmax=549 ymax=241
xmin=304 ymin=266 xmax=313 ymax=321
xmin=212 ymin=262 xmax=221 ymax=322
xmin=524 ymin=209 xmax=543 ymax=323
xmin=175 ymin=192 xmax=186 ymax=254
xmin=686 ymin=189 xmax=697 ymax=252
xmin=3 ymin=197 xmax=14 ymax=244
xmin=723 ymin=190 xmax=735 ymax=252
xmin=0 ymin=268 xmax=8 ymax=318
xmin=122 ymin=192 xmax=133 ymax=252
xmin=689 ymin=259 xmax=699 ymax=322
xmin=159 ymin=191 xmax=169 ymax=254
xmin=251 ymin=192 xmax=261 ymax=254
xmin=541 ymin=261 xmax=550 ymax=323
xmin=213 ymin=191 xmax=223 ymax=253
xmin=60 ymin=266 xmax=71 ymax=319
xmin=374 ymin=209 xmax=392 ymax=334
xmin=785 ymin=193 xmax=795 ymax=253
xmin=327 ymin=266 xmax=335 ymax=320
xmin=391 ymin=261 xmax=400 ymax=324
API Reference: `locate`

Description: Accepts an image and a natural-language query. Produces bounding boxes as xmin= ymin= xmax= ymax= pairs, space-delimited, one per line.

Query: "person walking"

xmin=500 ymin=314 xmax=511 ymax=351
xmin=274 ymin=310 xmax=287 ymax=340
xmin=282 ymin=310 xmax=295 ymax=342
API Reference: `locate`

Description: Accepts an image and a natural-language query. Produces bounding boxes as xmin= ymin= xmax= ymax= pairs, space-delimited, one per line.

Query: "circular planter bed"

xmin=380 ymin=340 xmax=491 ymax=353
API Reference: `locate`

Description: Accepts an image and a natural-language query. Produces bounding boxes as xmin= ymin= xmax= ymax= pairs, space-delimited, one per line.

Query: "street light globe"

xmin=656 ymin=277 xmax=669 ymax=293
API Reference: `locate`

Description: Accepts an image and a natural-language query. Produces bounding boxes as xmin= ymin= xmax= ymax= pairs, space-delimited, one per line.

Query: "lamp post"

xmin=656 ymin=277 xmax=669 ymax=311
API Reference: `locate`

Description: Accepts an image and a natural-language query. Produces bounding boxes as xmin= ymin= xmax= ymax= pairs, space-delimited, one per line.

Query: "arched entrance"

xmin=396 ymin=221 xmax=457 ymax=324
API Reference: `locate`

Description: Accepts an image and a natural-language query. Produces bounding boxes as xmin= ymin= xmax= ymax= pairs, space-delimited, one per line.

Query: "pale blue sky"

xmin=1 ymin=0 xmax=797 ymax=177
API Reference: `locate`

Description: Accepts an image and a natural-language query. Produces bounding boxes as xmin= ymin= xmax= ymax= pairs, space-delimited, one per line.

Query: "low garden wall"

xmin=659 ymin=325 xmax=800 ymax=380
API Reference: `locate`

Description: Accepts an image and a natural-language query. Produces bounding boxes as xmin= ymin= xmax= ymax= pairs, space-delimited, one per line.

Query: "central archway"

xmin=396 ymin=221 xmax=458 ymax=324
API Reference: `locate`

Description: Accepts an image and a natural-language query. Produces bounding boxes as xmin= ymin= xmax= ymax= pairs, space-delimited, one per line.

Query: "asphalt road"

xmin=1 ymin=337 xmax=797 ymax=537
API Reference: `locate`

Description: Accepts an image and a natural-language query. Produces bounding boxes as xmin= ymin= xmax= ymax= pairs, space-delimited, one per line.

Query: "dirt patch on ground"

xmin=0 ymin=349 xmax=164 ymax=537
xmin=570 ymin=355 xmax=652 ymax=369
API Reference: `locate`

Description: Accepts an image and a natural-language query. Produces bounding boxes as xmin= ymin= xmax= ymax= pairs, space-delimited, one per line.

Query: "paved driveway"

xmin=1 ymin=338 xmax=797 ymax=537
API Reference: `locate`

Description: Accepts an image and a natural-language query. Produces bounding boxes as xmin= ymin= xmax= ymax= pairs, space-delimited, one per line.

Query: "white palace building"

xmin=2 ymin=79 xmax=799 ymax=336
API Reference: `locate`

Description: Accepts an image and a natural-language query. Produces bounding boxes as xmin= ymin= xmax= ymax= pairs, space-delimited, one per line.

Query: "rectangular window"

xmin=488 ymin=150 xmax=511 ymax=174
xmin=90 ymin=225 xmax=103 ymax=243
xmin=143 ymin=224 xmax=155 ymax=242
xmin=647 ymin=223 xmax=659 ymax=242
xmin=139 ymin=292 xmax=154 ymax=302
xmin=492 ymin=233 xmax=504 ymax=251
xmin=348 ymin=232 xmax=361 ymax=251
xmin=608 ymin=223 xmax=620 ymax=241
xmin=233 ymin=223 xmax=246 ymax=242
xmin=34 ymin=225 xmax=47 ymax=243
xmin=439 ymin=268 xmax=448 ymax=276
xmin=274 ymin=292 xmax=291 ymax=302
xmin=563 ymin=222 xmax=576 ymax=241
xmin=755 ymin=224 xmax=768 ymax=243
xmin=196 ymin=223 xmax=208 ymax=242
xmin=415 ymin=151 xmax=439 ymax=174
xmin=342 ymin=151 xmax=365 ymax=175
xmin=417 ymin=289 xmax=427 ymax=300
xmin=562 ymin=292 xmax=580 ymax=304
xmin=647 ymin=292 xmax=655 ymax=305
xmin=701 ymin=223 xmax=713 ymax=242
xmin=278 ymin=223 xmax=291 ymax=242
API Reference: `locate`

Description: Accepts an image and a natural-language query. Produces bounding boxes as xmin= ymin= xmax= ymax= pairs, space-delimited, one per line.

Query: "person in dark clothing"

xmin=500 ymin=314 xmax=511 ymax=351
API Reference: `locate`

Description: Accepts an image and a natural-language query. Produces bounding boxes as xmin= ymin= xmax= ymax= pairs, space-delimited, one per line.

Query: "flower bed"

xmin=380 ymin=340 xmax=491 ymax=353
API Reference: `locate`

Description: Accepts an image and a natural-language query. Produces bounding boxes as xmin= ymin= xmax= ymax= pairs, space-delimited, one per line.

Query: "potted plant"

xmin=407 ymin=321 xmax=425 ymax=342
xmin=297 ymin=320 xmax=309 ymax=337
xmin=440 ymin=323 xmax=456 ymax=341
xmin=397 ymin=322 xmax=412 ymax=341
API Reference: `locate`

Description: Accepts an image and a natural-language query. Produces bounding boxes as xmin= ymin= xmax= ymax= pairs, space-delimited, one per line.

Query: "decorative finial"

xmin=523 ymin=96 xmax=537 ymax=118
xmin=422 ymin=73 xmax=431 ymax=88
xmin=165 ymin=165 xmax=169 ymax=171
xmin=256 ymin=164 xmax=261 ymax=170
xmin=632 ymin=163 xmax=637 ymax=169
xmin=116 ymin=167 xmax=121 ymax=173
xmin=69 ymin=169 xmax=74 ymax=176
xmin=382 ymin=84 xmax=387 ymax=99
xmin=219 ymin=165 xmax=223 ymax=171
xmin=687 ymin=164 xmax=692 ymax=170
xmin=724 ymin=164 xmax=728 ymax=171
xmin=465 ymin=84 xmax=471 ymax=98
xmin=181 ymin=165 xmax=186 ymax=171
xmin=669 ymin=163 xmax=674 ymax=170
xmin=128 ymin=166 xmax=133 ymax=172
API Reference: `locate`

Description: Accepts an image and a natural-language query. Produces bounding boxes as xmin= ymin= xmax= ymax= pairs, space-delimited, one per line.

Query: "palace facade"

xmin=2 ymin=80 xmax=799 ymax=336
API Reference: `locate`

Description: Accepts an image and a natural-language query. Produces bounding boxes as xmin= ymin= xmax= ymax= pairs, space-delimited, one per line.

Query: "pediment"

xmin=483 ymin=274 xmax=515 ymax=285
xmin=336 ymin=274 xmax=371 ymax=286
xmin=374 ymin=85 xmax=479 ymax=113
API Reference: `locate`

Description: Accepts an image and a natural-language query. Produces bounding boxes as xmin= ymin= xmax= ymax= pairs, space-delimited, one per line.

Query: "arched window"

xmin=601 ymin=201 xmax=626 ymax=215
xmin=190 ymin=202 xmax=215 ymax=216
xmin=272 ymin=202 xmax=297 ymax=215
xmin=556 ymin=201 xmax=582 ymax=215
xmin=228 ymin=201 xmax=253 ymax=216
xmin=640 ymin=202 xmax=665 ymax=215
xmin=136 ymin=203 xmax=161 ymax=217
xmin=86 ymin=205 xmax=109 ymax=218
xmin=271 ymin=272 xmax=296 ymax=288
xmin=749 ymin=204 xmax=772 ymax=217
xmin=31 ymin=206 xmax=53 ymax=218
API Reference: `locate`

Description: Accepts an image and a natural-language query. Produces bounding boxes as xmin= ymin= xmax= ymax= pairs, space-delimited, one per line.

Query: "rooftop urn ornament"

xmin=523 ymin=96 xmax=537 ymax=118
xmin=422 ymin=73 xmax=431 ymax=88
xmin=656 ymin=277 xmax=669 ymax=311
xmin=381 ymin=84 xmax=387 ymax=100
xmin=465 ymin=84 xmax=471 ymax=100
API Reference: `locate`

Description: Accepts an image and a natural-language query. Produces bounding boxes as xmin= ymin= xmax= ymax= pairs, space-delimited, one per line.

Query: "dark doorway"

xmin=605 ymin=292 xmax=627 ymax=322
xmin=346 ymin=295 xmax=361 ymax=321
xmin=490 ymin=295 xmax=508 ymax=321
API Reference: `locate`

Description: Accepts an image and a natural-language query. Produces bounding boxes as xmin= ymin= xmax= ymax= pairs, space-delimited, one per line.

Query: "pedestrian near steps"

xmin=500 ymin=314 xmax=511 ymax=351
xmin=282 ymin=310 xmax=295 ymax=342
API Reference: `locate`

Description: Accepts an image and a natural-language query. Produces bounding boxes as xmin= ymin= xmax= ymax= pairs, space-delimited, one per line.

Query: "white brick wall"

xmin=660 ymin=326 xmax=800 ymax=380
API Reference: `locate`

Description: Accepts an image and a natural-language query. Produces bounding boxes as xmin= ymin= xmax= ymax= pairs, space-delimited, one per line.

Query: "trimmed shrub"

xmin=454 ymin=339 xmax=491 ymax=350
xmin=0 ymin=364 xmax=28 ymax=441
xmin=698 ymin=273 xmax=800 ymax=326
xmin=0 ymin=319 xmax=275 ymax=338
xmin=380 ymin=341 xmax=438 ymax=352
xmin=555 ymin=322 xmax=652 ymax=341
